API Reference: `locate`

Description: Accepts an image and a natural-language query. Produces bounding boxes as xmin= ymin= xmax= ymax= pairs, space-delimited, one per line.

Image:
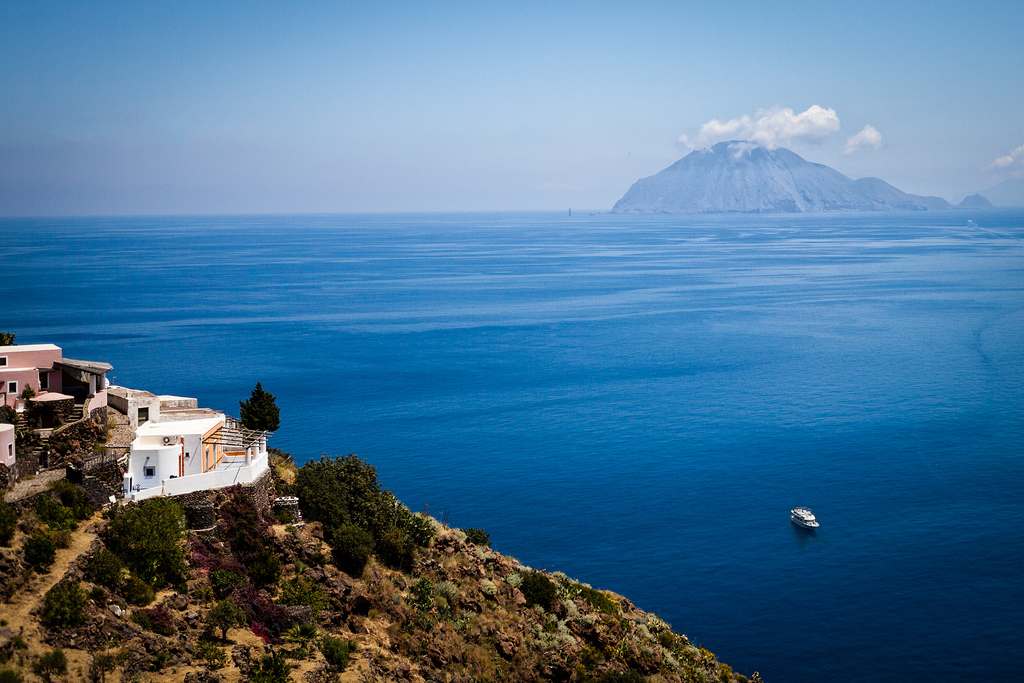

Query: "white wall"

xmin=124 ymin=442 xmax=180 ymax=495
xmin=126 ymin=451 xmax=269 ymax=500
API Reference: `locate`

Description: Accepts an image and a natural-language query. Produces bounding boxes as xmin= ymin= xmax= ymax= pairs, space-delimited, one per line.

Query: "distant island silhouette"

xmin=612 ymin=141 xmax=988 ymax=214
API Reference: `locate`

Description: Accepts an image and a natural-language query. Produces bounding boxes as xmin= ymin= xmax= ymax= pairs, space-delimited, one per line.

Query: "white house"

xmin=123 ymin=412 xmax=271 ymax=501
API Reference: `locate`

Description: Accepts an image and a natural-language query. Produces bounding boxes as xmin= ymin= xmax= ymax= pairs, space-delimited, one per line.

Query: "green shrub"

xmin=50 ymin=481 xmax=92 ymax=520
xmin=0 ymin=667 xmax=24 ymax=683
xmin=319 ymin=635 xmax=356 ymax=673
xmin=374 ymin=525 xmax=414 ymax=572
xmin=519 ymin=571 xmax=557 ymax=612
xmin=51 ymin=529 xmax=72 ymax=549
xmin=277 ymin=576 xmax=328 ymax=618
xmin=36 ymin=495 xmax=78 ymax=532
xmin=151 ymin=651 xmax=171 ymax=671
xmin=274 ymin=508 xmax=293 ymax=525
xmin=122 ymin=575 xmax=155 ymax=606
xmin=579 ymin=585 xmax=618 ymax=615
xmin=400 ymin=511 xmax=436 ymax=548
xmin=31 ymin=649 xmax=67 ymax=683
xmin=41 ymin=581 xmax=88 ymax=628
xmin=248 ymin=550 xmax=282 ymax=588
xmin=596 ymin=672 xmax=646 ymax=683
xmin=248 ymin=650 xmax=293 ymax=683
xmin=104 ymin=498 xmax=187 ymax=588
xmin=295 ymin=454 xmax=394 ymax=544
xmin=194 ymin=641 xmax=228 ymax=669
xmin=410 ymin=577 xmax=434 ymax=611
xmin=463 ymin=527 xmax=491 ymax=546
xmin=24 ymin=531 xmax=56 ymax=571
xmin=89 ymin=585 xmax=107 ymax=603
xmin=210 ymin=569 xmax=248 ymax=599
xmin=86 ymin=549 xmax=124 ymax=589
xmin=0 ymin=494 xmax=16 ymax=546
xmin=329 ymin=523 xmax=373 ymax=577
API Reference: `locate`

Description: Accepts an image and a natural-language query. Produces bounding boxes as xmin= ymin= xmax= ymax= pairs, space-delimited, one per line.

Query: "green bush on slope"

xmin=294 ymin=454 xmax=435 ymax=575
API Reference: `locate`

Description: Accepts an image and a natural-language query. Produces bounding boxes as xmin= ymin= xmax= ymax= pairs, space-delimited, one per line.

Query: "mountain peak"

xmin=612 ymin=143 xmax=951 ymax=213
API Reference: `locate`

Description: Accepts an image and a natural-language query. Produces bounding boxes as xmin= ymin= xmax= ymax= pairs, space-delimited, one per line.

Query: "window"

xmin=7 ymin=381 xmax=16 ymax=394
xmin=144 ymin=466 xmax=156 ymax=478
xmin=138 ymin=407 xmax=149 ymax=424
xmin=7 ymin=443 xmax=11 ymax=459
xmin=39 ymin=371 xmax=48 ymax=390
xmin=0 ymin=356 xmax=7 ymax=367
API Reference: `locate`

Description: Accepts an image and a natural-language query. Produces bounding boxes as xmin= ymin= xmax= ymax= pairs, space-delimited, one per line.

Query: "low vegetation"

xmin=0 ymin=452 xmax=757 ymax=683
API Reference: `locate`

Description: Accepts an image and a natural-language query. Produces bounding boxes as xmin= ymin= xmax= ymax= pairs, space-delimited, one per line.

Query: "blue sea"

xmin=3 ymin=211 xmax=1023 ymax=681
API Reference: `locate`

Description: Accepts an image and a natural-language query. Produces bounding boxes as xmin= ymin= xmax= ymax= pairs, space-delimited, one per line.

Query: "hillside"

xmin=612 ymin=142 xmax=952 ymax=214
xmin=0 ymin=452 xmax=759 ymax=683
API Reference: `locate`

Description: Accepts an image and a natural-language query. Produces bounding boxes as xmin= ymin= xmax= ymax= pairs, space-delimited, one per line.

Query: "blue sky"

xmin=2 ymin=0 xmax=1022 ymax=215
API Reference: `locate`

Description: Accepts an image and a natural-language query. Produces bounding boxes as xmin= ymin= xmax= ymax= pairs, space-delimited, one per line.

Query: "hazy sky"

xmin=2 ymin=0 xmax=1022 ymax=215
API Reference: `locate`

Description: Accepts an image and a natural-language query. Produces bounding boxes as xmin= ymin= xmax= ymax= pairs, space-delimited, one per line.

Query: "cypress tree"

xmin=239 ymin=382 xmax=280 ymax=432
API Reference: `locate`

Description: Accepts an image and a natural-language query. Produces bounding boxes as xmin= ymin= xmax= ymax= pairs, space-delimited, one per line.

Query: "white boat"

xmin=791 ymin=507 xmax=819 ymax=529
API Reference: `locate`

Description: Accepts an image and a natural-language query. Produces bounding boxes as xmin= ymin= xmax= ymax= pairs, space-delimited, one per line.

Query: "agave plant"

xmin=284 ymin=623 xmax=322 ymax=657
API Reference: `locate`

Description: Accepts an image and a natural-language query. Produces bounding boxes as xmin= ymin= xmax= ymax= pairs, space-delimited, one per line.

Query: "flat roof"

xmin=108 ymin=386 xmax=158 ymax=398
xmin=136 ymin=415 xmax=224 ymax=436
xmin=59 ymin=358 xmax=113 ymax=374
xmin=32 ymin=392 xmax=75 ymax=402
xmin=0 ymin=344 xmax=60 ymax=352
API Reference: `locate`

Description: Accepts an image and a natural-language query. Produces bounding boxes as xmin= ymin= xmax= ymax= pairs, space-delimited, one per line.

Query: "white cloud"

xmin=843 ymin=125 xmax=882 ymax=154
xmin=989 ymin=144 xmax=1024 ymax=171
xmin=679 ymin=105 xmax=841 ymax=150
xmin=727 ymin=141 xmax=757 ymax=158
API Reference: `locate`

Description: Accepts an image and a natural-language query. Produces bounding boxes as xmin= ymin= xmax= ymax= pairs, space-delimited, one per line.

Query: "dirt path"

xmin=2 ymin=514 xmax=100 ymax=675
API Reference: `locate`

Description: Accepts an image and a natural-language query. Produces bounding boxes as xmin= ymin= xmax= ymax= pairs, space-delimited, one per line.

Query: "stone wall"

xmin=28 ymin=397 xmax=74 ymax=428
xmin=79 ymin=475 xmax=119 ymax=509
xmin=51 ymin=410 xmax=106 ymax=442
xmin=87 ymin=459 xmax=125 ymax=490
xmin=166 ymin=468 xmax=275 ymax=531
xmin=184 ymin=501 xmax=217 ymax=531
xmin=244 ymin=469 xmax=275 ymax=514
xmin=0 ymin=462 xmax=11 ymax=491
xmin=16 ymin=448 xmax=40 ymax=479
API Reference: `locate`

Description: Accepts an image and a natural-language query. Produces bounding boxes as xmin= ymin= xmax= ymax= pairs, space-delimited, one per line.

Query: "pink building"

xmin=0 ymin=423 xmax=14 ymax=470
xmin=0 ymin=343 xmax=111 ymax=411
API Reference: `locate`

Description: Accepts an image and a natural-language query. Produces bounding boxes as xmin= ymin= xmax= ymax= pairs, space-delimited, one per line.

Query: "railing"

xmin=139 ymin=451 xmax=269 ymax=500
xmin=83 ymin=450 xmax=122 ymax=471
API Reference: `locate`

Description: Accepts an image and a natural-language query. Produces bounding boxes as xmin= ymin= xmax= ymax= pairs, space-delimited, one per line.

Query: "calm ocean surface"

xmin=3 ymin=211 xmax=1023 ymax=681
